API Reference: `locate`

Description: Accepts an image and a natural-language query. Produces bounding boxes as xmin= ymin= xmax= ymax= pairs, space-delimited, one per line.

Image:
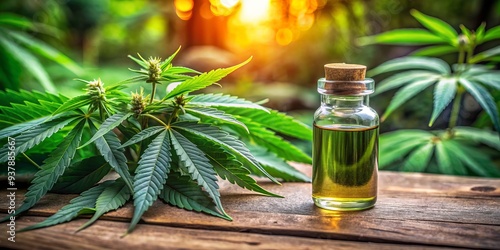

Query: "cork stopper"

xmin=321 ymin=63 xmax=368 ymax=95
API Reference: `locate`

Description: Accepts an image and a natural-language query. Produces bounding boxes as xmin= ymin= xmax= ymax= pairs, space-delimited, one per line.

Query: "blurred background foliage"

xmin=0 ymin=0 xmax=499 ymax=176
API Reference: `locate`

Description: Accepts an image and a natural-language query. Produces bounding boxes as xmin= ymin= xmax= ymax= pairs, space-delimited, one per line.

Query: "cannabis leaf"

xmin=88 ymin=119 xmax=134 ymax=192
xmin=81 ymin=112 xmax=133 ymax=148
xmin=163 ymin=57 xmax=251 ymax=100
xmin=6 ymin=119 xmax=86 ymax=219
xmin=20 ymin=180 xmax=113 ymax=232
xmin=0 ymin=117 xmax=76 ymax=163
xmin=52 ymin=156 xmax=111 ymax=194
xmin=129 ymin=130 xmax=171 ymax=232
xmin=160 ymin=172 xmax=229 ymax=220
xmin=200 ymin=140 xmax=279 ymax=197
xmin=188 ymin=93 xmax=269 ymax=112
xmin=170 ymin=130 xmax=226 ymax=216
xmin=78 ymin=178 xmax=131 ymax=231
xmin=173 ymin=122 xmax=279 ymax=184
xmin=184 ymin=107 xmax=248 ymax=132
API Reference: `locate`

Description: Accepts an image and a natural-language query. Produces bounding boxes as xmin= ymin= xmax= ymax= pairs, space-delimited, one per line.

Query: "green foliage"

xmin=52 ymin=156 xmax=111 ymax=194
xmin=78 ymin=179 xmax=131 ymax=231
xmin=379 ymin=129 xmax=500 ymax=177
xmin=360 ymin=10 xmax=500 ymax=176
xmin=1 ymin=48 xmax=312 ymax=234
xmin=20 ymin=180 xmax=113 ymax=232
xmin=0 ymin=13 xmax=82 ymax=91
xmin=160 ymin=172 xmax=229 ymax=220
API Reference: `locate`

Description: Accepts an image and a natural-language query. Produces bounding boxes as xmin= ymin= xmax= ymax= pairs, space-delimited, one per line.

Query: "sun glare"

xmin=174 ymin=0 xmax=324 ymax=48
xmin=239 ymin=0 xmax=270 ymax=23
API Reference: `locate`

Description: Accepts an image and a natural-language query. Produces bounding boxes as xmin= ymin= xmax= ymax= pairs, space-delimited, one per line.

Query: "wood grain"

xmin=1 ymin=168 xmax=499 ymax=249
xmin=0 ymin=215 xmax=454 ymax=250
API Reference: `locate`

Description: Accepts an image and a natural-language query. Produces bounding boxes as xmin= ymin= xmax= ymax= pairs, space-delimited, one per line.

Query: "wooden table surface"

xmin=1 ymin=165 xmax=499 ymax=249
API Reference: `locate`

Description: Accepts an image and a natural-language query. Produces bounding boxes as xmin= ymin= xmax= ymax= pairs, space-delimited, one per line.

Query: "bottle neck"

xmin=321 ymin=95 xmax=369 ymax=108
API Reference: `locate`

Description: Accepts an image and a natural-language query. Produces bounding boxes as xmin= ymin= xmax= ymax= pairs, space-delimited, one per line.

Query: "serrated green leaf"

xmin=379 ymin=130 xmax=433 ymax=168
xmin=470 ymin=46 xmax=500 ymax=63
xmin=410 ymin=10 xmax=457 ymax=42
xmin=219 ymin=108 xmax=312 ymax=141
xmin=161 ymin=46 xmax=181 ymax=70
xmin=188 ymin=93 xmax=269 ymax=112
xmin=454 ymin=127 xmax=500 ymax=151
xmin=88 ymin=119 xmax=134 ymax=192
xmin=250 ymin=145 xmax=311 ymax=182
xmin=53 ymin=95 xmax=92 ymax=116
xmin=0 ymin=113 xmax=69 ymax=139
xmin=402 ymin=143 xmax=434 ymax=172
xmin=170 ymin=130 xmax=226 ymax=216
xmin=7 ymin=30 xmax=82 ymax=75
xmin=128 ymin=54 xmax=147 ymax=68
xmin=163 ymin=57 xmax=251 ymax=100
xmin=482 ymin=25 xmax=500 ymax=43
xmin=0 ymin=117 xmax=75 ymax=163
xmin=435 ymin=140 xmax=467 ymax=175
xmin=78 ymin=178 xmax=131 ymax=231
xmin=430 ymin=78 xmax=457 ymax=126
xmin=173 ymin=122 xmax=279 ymax=184
xmin=368 ymin=57 xmax=450 ymax=76
xmin=411 ymin=45 xmax=457 ymax=57
xmin=238 ymin=117 xmax=312 ymax=164
xmin=167 ymin=66 xmax=201 ymax=75
xmin=160 ymin=171 xmax=230 ymax=220
xmin=80 ymin=112 xmax=133 ymax=148
xmin=120 ymin=126 xmax=165 ymax=148
xmin=129 ymin=130 xmax=171 ymax=233
xmin=444 ymin=140 xmax=499 ymax=176
xmin=382 ymin=142 xmax=426 ymax=169
xmin=52 ymin=156 xmax=111 ymax=194
xmin=6 ymin=119 xmax=85 ymax=219
xmin=0 ymin=35 xmax=56 ymax=92
xmin=374 ymin=70 xmax=439 ymax=95
xmin=470 ymin=73 xmax=500 ymax=90
xmin=20 ymin=180 xmax=114 ymax=231
xmin=183 ymin=133 xmax=277 ymax=196
xmin=459 ymin=78 xmax=500 ymax=132
xmin=382 ymin=78 xmax=438 ymax=121
xmin=357 ymin=29 xmax=446 ymax=46
xmin=185 ymin=107 xmax=248 ymax=133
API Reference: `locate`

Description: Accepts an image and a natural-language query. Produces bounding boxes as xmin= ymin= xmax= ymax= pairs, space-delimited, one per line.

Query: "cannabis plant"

xmin=358 ymin=10 xmax=500 ymax=176
xmin=0 ymin=48 xmax=312 ymax=233
xmin=0 ymin=12 xmax=81 ymax=91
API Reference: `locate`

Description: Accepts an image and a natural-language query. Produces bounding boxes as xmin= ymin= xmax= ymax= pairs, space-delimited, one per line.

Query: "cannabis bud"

xmin=147 ymin=57 xmax=162 ymax=83
xmin=131 ymin=89 xmax=146 ymax=115
xmin=86 ymin=78 xmax=106 ymax=102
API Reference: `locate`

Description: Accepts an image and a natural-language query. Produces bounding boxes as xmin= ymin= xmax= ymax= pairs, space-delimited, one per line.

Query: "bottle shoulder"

xmin=314 ymin=105 xmax=379 ymax=127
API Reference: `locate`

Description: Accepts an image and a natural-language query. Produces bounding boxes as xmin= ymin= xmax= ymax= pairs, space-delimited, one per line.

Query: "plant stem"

xmin=150 ymin=82 xmax=156 ymax=104
xmin=22 ymin=153 xmax=42 ymax=169
xmin=458 ymin=48 xmax=465 ymax=66
xmin=448 ymin=88 xmax=464 ymax=130
xmin=166 ymin=107 xmax=179 ymax=126
xmin=142 ymin=114 xmax=167 ymax=127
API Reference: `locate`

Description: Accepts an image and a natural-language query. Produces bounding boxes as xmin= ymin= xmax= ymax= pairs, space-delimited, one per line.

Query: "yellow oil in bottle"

xmin=312 ymin=124 xmax=378 ymax=210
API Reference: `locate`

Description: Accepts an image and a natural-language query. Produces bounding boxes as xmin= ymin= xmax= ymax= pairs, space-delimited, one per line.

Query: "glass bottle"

xmin=312 ymin=63 xmax=379 ymax=211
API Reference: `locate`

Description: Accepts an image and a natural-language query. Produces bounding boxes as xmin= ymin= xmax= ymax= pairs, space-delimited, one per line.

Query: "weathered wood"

xmin=0 ymin=169 xmax=499 ymax=249
xmin=1 ymin=215 xmax=453 ymax=250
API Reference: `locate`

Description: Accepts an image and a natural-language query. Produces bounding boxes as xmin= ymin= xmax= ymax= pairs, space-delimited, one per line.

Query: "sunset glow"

xmin=174 ymin=0 xmax=325 ymax=48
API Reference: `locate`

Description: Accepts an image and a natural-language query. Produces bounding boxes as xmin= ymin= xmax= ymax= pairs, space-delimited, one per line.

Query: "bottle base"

xmin=313 ymin=196 xmax=376 ymax=211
